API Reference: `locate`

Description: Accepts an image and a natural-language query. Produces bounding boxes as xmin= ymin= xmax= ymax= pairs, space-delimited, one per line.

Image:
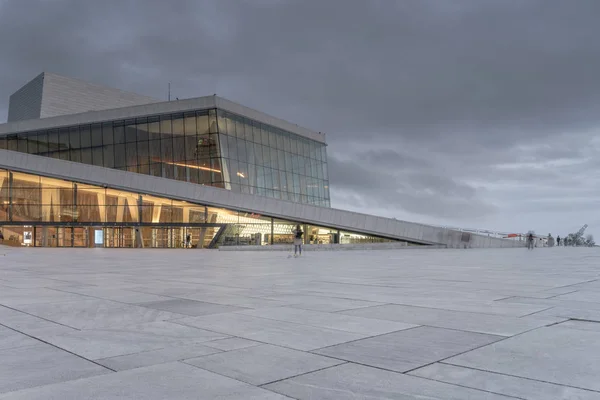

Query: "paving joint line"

xmin=439 ymin=361 xmax=600 ymax=394
xmin=0 ymin=322 xmax=116 ymax=373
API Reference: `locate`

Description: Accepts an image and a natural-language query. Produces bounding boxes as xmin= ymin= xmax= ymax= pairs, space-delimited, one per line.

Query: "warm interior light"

xmin=151 ymin=158 xmax=221 ymax=173
xmin=237 ymin=172 xmax=246 ymax=178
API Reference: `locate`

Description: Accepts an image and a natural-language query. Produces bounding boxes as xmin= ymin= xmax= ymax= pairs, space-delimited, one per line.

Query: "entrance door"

xmin=73 ymin=227 xmax=89 ymax=247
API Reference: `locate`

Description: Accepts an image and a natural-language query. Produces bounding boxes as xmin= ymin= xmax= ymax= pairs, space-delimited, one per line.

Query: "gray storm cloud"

xmin=1 ymin=0 xmax=599 ymax=236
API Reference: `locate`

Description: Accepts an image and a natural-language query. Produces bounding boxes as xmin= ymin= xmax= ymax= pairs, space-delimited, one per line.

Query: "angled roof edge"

xmin=0 ymin=95 xmax=326 ymax=143
xmin=0 ymin=150 xmax=437 ymax=245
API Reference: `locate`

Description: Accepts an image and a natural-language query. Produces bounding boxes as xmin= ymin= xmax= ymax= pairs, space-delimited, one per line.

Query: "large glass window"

xmin=4 ymin=108 xmax=330 ymax=206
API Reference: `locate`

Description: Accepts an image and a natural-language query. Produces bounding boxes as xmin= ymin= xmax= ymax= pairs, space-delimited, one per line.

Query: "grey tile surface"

xmin=447 ymin=326 xmax=600 ymax=391
xmin=0 ymin=344 xmax=109 ymax=394
xmin=97 ymin=343 xmax=222 ymax=370
xmin=341 ymin=303 xmax=563 ymax=336
xmin=410 ymin=363 xmax=600 ymax=400
xmin=0 ymin=326 xmax=40 ymax=351
xmin=139 ymin=298 xmax=246 ymax=316
xmin=239 ymin=306 xmax=418 ymax=335
xmin=204 ymin=337 xmax=263 ymax=351
xmin=185 ymin=344 xmax=344 ymax=385
xmin=261 ymin=293 xmax=384 ymax=312
xmin=0 ymin=362 xmax=289 ymax=400
xmin=14 ymin=299 xmax=186 ymax=329
xmin=175 ymin=313 xmax=366 ymax=350
xmin=556 ymin=319 xmax=600 ymax=332
xmin=2 ymin=247 xmax=600 ymax=397
xmin=314 ymin=326 xmax=502 ymax=372
xmin=265 ymin=363 xmax=515 ymax=399
xmin=42 ymin=321 xmax=228 ymax=359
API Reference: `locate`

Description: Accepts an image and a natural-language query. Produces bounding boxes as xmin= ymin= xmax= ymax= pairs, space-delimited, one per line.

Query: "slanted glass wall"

xmin=0 ymin=108 xmax=330 ymax=207
xmin=217 ymin=110 xmax=329 ymax=206
xmin=0 ymin=169 xmax=389 ymax=249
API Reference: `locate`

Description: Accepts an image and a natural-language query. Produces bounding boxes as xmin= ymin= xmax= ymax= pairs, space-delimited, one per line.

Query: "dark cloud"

xmin=1 ymin=0 xmax=599 ymax=236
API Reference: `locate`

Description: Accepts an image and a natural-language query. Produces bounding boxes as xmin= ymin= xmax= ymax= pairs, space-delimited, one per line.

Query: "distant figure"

xmin=292 ymin=224 xmax=304 ymax=257
xmin=185 ymin=234 xmax=191 ymax=248
xmin=527 ymin=233 xmax=534 ymax=250
xmin=0 ymin=231 xmax=4 ymax=243
xmin=557 ymin=236 xmax=561 ymax=246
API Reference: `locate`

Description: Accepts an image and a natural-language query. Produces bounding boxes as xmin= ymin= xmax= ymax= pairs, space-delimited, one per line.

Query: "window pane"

xmin=103 ymin=145 xmax=114 ymax=167
xmin=149 ymin=140 xmax=161 ymax=162
xmin=173 ymin=136 xmax=185 ymax=162
xmin=99 ymin=123 xmax=112 ymax=146
xmin=161 ymin=136 xmax=173 ymax=162
xmin=113 ymin=122 xmax=125 ymax=144
xmin=208 ymin=109 xmax=218 ymax=134
xmin=148 ymin=120 xmax=161 ymax=141
xmin=235 ymin=117 xmax=245 ymax=139
xmin=197 ymin=112 xmax=209 ymax=135
xmin=81 ymin=148 xmax=92 ymax=164
xmin=227 ymin=136 xmax=238 ymax=160
xmin=80 ymin=126 xmax=91 ymax=148
xmin=92 ymin=147 xmax=103 ymax=166
xmin=137 ymin=140 xmax=149 ymax=165
xmin=136 ymin=118 xmax=148 ymax=141
xmin=185 ymin=135 xmax=197 ymax=161
xmin=172 ymin=114 xmax=184 ymax=136
xmin=237 ymin=139 xmax=248 ymax=163
xmin=160 ymin=116 xmax=172 ymax=135
xmin=27 ymin=135 xmax=38 ymax=154
xmin=91 ymin=124 xmax=102 ymax=147
xmin=126 ymin=142 xmax=137 ymax=166
xmin=125 ymin=120 xmax=137 ymax=142
xmin=69 ymin=127 xmax=80 ymax=149
xmin=184 ymin=113 xmax=196 ymax=136
xmin=59 ymin=128 xmax=70 ymax=151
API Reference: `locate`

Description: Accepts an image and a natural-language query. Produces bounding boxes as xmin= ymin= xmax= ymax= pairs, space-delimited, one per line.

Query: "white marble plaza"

xmin=1 ymin=246 xmax=600 ymax=399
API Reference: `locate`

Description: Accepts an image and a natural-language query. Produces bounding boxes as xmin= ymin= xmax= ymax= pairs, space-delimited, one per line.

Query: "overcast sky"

xmin=1 ymin=0 xmax=599 ymax=238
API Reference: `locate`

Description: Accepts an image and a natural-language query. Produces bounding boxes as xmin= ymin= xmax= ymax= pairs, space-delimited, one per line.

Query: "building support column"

xmin=8 ymin=172 xmax=13 ymax=221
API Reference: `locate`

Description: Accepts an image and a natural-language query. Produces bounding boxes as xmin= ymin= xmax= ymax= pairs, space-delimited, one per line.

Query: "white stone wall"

xmin=7 ymin=72 xmax=158 ymax=122
xmin=39 ymin=73 xmax=158 ymax=118
xmin=7 ymin=73 xmax=44 ymax=122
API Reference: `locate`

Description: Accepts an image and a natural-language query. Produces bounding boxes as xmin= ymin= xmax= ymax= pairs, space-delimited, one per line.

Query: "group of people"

xmin=526 ymin=233 xmax=567 ymax=249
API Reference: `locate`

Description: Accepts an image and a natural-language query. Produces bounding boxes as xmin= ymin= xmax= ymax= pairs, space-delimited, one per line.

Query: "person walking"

xmin=185 ymin=234 xmax=191 ymax=249
xmin=292 ymin=224 xmax=304 ymax=257
xmin=527 ymin=233 xmax=534 ymax=250
xmin=557 ymin=236 xmax=561 ymax=247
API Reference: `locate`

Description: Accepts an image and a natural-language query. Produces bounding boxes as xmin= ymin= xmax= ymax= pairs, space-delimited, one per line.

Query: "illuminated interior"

xmin=0 ymin=168 xmax=395 ymax=248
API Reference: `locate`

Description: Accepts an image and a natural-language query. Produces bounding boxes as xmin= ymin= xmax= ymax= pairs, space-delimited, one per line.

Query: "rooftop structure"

xmin=0 ymin=73 xmax=521 ymax=249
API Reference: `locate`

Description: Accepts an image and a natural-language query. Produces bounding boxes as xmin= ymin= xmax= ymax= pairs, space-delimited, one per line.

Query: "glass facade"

xmin=0 ymin=108 xmax=330 ymax=207
xmin=0 ymin=169 xmax=390 ymax=248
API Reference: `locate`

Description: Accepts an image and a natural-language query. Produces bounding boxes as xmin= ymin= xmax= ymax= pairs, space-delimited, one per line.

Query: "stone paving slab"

xmin=1 ymin=247 xmax=600 ymax=398
xmin=238 ymin=306 xmax=418 ymax=335
xmin=341 ymin=303 xmax=565 ymax=336
xmin=184 ymin=344 xmax=345 ymax=385
xmin=446 ymin=326 xmax=600 ymax=392
xmin=264 ymin=363 xmax=515 ymax=399
xmin=0 ymin=344 xmax=109 ymax=394
xmin=410 ymin=363 xmax=600 ymax=400
xmin=174 ymin=312 xmax=366 ymax=351
xmin=97 ymin=343 xmax=222 ymax=371
xmin=0 ymin=362 xmax=289 ymax=400
xmin=314 ymin=325 xmax=503 ymax=372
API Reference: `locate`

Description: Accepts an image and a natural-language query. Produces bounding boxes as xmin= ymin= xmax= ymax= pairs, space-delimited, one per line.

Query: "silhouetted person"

xmin=527 ymin=233 xmax=534 ymax=250
xmin=292 ymin=224 xmax=304 ymax=257
xmin=557 ymin=236 xmax=561 ymax=246
xmin=185 ymin=234 xmax=191 ymax=248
